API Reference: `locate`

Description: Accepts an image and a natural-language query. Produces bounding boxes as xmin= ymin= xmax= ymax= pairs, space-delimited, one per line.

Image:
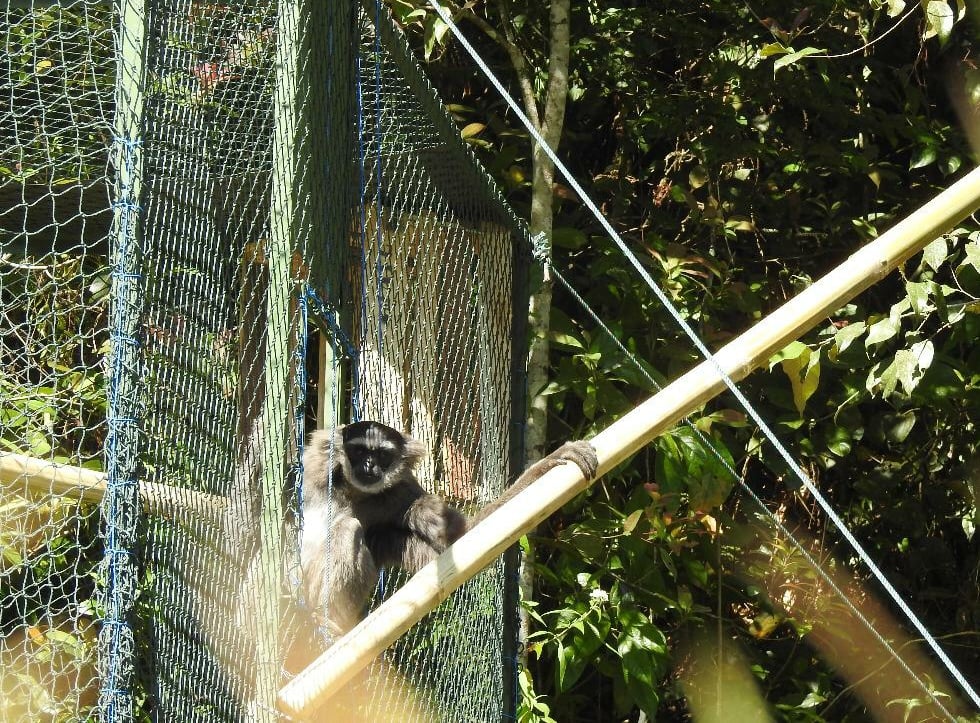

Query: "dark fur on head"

xmin=334 ymin=420 xmax=426 ymax=493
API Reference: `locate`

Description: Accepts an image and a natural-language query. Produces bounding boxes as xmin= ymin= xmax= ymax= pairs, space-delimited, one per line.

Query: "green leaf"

xmin=759 ymin=42 xmax=789 ymax=58
xmin=922 ymin=236 xmax=949 ymax=271
xmin=800 ymin=691 xmax=827 ymax=708
xmin=780 ymin=346 xmax=820 ymax=416
xmin=551 ymin=226 xmax=589 ymax=250
xmin=943 ymin=155 xmax=963 ymax=175
xmin=887 ymin=410 xmax=917 ymax=443
xmin=773 ymin=46 xmax=824 ymax=72
xmin=881 ymin=342 xmax=932 ymax=396
xmin=555 ymin=639 xmax=568 ymax=690
xmin=922 ymin=0 xmax=955 ymax=44
xmin=550 ymin=331 xmax=585 ymax=349
xmin=2 ymin=544 xmax=23 ymax=566
xmin=388 ymin=0 xmax=425 ymax=25
xmin=886 ymin=0 xmax=908 ymax=16
xmin=655 ymin=427 xmax=735 ymax=510
xmin=623 ymin=509 xmax=643 ymax=534
xmin=878 ymin=357 xmax=903 ymax=396
xmin=905 ymin=280 xmax=932 ymax=314
xmin=910 ymin=339 xmax=935 ymax=371
xmin=769 ymin=340 xmax=808 ymax=370
xmin=617 ymin=610 xmax=667 ymax=715
xmin=44 ymin=628 xmax=83 ymax=649
xmin=688 ymin=165 xmax=709 ymax=189
xmin=833 ymin=321 xmax=866 ymax=355
xmin=824 ymin=425 xmax=853 ymax=457
xmin=556 ymin=612 xmax=610 ymax=692
xmin=910 ymin=145 xmax=937 ymax=169
xmin=423 ymin=15 xmax=450 ymax=59
xmin=865 ymin=316 xmax=900 ymax=346
xmin=961 ymin=240 xmax=980 ymax=273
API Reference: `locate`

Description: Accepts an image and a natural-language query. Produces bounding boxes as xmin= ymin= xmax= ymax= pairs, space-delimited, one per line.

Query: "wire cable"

xmin=427 ymin=0 xmax=980 ymax=709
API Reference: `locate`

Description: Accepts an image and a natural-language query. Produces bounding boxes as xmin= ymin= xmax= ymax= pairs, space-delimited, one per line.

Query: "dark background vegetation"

xmin=393 ymin=1 xmax=980 ymax=720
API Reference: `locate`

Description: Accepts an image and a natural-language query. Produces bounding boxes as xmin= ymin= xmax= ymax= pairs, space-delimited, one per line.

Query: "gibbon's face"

xmin=342 ymin=421 xmax=409 ymax=492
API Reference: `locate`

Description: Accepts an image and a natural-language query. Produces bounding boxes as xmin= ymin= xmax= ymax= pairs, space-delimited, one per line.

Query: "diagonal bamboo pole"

xmin=278 ymin=165 xmax=980 ymax=719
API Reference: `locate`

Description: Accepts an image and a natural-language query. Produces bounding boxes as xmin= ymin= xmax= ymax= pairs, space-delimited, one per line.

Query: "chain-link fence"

xmin=1 ymin=2 xmax=114 ymax=719
xmin=1 ymin=1 xmax=529 ymax=719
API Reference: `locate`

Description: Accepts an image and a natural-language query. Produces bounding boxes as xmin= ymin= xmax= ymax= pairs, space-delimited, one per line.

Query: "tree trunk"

xmin=524 ymin=0 xmax=570 ymax=466
xmin=512 ymin=0 xmax=572 ymax=681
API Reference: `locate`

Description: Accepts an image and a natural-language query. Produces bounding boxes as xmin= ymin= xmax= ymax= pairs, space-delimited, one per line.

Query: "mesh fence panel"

xmin=346 ymin=10 xmax=524 ymax=721
xmin=1 ymin=0 xmax=528 ymax=720
xmin=1 ymin=2 xmax=114 ymax=719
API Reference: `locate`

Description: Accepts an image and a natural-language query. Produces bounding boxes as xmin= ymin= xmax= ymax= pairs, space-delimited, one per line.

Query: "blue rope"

xmin=304 ymin=284 xmax=361 ymax=421
xmin=100 ymin=132 xmax=145 ymax=719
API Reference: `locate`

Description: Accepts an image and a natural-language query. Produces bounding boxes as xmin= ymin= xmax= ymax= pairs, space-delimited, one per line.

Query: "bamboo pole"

xmin=0 ymin=452 xmax=224 ymax=521
xmin=278 ymin=166 xmax=980 ymax=718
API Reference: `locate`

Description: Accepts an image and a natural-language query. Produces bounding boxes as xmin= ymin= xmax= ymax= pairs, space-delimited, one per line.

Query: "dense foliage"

xmin=2 ymin=1 xmax=978 ymax=720
xmin=393 ymin=1 xmax=980 ymax=720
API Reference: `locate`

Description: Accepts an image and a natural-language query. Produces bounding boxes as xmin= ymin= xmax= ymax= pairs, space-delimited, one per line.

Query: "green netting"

xmin=1 ymin=0 xmax=529 ymax=720
xmin=1 ymin=2 xmax=114 ymax=719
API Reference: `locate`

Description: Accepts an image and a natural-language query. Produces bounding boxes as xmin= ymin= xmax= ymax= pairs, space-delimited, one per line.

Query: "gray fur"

xmin=300 ymin=421 xmax=598 ymax=639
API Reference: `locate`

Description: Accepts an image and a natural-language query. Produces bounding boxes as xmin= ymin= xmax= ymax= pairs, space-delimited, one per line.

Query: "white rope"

xmin=428 ymin=0 xmax=980 ymax=710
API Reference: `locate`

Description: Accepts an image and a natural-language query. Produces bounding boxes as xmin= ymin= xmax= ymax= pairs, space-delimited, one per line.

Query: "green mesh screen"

xmin=344 ymin=8 xmax=525 ymax=721
xmin=1 ymin=0 xmax=529 ymax=720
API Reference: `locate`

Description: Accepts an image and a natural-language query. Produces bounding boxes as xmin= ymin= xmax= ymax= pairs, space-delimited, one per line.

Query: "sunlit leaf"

xmin=961 ymin=240 xmax=980 ymax=273
xmin=886 ymin=0 xmax=907 ymax=16
xmin=759 ymin=42 xmax=789 ymax=57
xmin=800 ymin=692 xmax=827 ymax=708
xmin=865 ymin=316 xmax=900 ymax=346
xmin=773 ymin=46 xmax=824 ymax=72
xmin=460 ymin=122 xmax=485 ymax=139
xmin=689 ymin=165 xmax=709 ymax=189
xmin=921 ymin=236 xmax=949 ymax=271
xmin=909 ymin=145 xmax=937 ymax=169
xmin=878 ymin=357 xmax=902 ymax=396
xmin=623 ymin=509 xmax=643 ymax=534
xmin=551 ymin=332 xmax=584 ymax=349
xmin=780 ymin=346 xmax=820 ymax=416
xmin=748 ymin=611 xmax=780 ymax=638
xmin=910 ymin=339 xmax=935 ymax=370
xmin=769 ymin=340 xmax=808 ymax=370
xmin=887 ymin=410 xmax=917 ymax=442
xmin=921 ymin=0 xmax=955 ymax=44
xmin=905 ymin=280 xmax=932 ymax=314
xmin=833 ymin=321 xmax=866 ymax=355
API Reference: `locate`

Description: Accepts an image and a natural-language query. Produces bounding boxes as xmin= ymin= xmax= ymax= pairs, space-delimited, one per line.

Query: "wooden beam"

xmin=277 ymin=166 xmax=980 ymax=719
xmin=0 ymin=451 xmax=224 ymax=522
